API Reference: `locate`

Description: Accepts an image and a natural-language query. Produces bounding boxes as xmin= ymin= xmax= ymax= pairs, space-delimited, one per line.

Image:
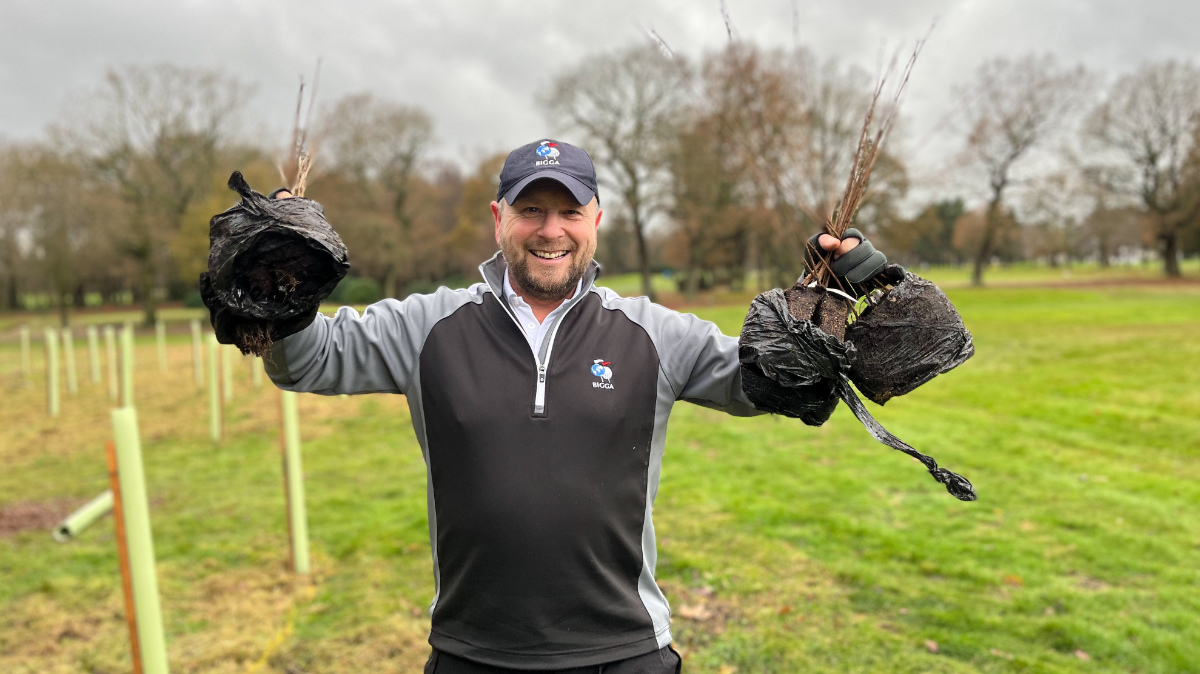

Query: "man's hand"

xmin=817 ymin=233 xmax=860 ymax=259
xmin=804 ymin=227 xmax=905 ymax=294
xmin=269 ymin=188 xmax=294 ymax=199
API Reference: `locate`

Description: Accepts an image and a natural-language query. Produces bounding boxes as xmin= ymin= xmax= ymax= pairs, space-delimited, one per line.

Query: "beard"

xmin=501 ymin=235 xmax=594 ymax=303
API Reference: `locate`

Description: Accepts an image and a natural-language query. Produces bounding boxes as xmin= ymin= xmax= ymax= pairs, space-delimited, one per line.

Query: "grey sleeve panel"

xmin=265 ymin=284 xmax=484 ymax=395
xmin=593 ymin=287 xmax=763 ymax=417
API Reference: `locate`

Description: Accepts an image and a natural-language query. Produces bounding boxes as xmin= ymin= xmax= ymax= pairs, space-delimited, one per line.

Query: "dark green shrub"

xmin=329 ymin=276 xmax=382 ymax=305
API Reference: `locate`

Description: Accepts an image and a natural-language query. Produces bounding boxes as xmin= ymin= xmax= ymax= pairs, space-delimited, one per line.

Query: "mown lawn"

xmin=0 ymin=281 xmax=1197 ymax=673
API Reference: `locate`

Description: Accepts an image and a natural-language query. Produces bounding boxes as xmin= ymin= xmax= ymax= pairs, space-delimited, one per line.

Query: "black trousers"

xmin=424 ymin=645 xmax=682 ymax=674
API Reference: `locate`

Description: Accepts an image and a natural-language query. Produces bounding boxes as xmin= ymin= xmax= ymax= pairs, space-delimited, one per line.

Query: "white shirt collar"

xmin=502 ymin=270 xmax=580 ymax=320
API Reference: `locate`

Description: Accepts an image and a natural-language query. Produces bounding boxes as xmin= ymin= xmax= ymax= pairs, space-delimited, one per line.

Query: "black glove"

xmin=804 ymin=228 xmax=905 ymax=296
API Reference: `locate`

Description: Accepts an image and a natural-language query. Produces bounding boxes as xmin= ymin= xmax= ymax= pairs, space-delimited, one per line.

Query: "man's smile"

xmin=529 ymin=249 xmax=570 ymax=261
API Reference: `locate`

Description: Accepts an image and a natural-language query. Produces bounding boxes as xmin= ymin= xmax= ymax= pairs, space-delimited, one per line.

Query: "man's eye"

xmin=523 ymin=207 xmax=541 ymax=214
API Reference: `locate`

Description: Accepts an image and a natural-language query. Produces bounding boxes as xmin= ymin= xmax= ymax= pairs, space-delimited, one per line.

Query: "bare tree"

xmin=696 ymin=44 xmax=892 ymax=282
xmin=0 ymin=145 xmax=29 ymax=310
xmin=1087 ymin=61 xmax=1200 ymax=277
xmin=667 ymin=114 xmax=746 ymax=297
xmin=320 ymin=93 xmax=433 ymax=298
xmin=54 ymin=64 xmax=252 ymax=324
xmin=450 ymin=153 xmax=508 ymax=275
xmin=544 ymin=44 xmax=691 ymax=301
xmin=4 ymin=144 xmax=120 ymax=324
xmin=956 ymin=55 xmax=1089 ymax=285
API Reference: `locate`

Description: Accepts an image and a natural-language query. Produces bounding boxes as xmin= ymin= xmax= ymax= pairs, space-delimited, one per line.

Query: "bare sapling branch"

xmin=805 ymin=34 xmax=927 ymax=288
xmin=279 ymin=60 xmax=322 ymax=198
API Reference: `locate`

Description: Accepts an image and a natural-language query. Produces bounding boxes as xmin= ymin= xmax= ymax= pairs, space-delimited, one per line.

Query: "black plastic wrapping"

xmin=199 ymin=171 xmax=349 ymax=354
xmin=739 ymin=286 xmax=976 ymax=501
xmin=845 ymin=272 xmax=974 ymax=405
xmin=738 ymin=289 xmax=847 ymax=426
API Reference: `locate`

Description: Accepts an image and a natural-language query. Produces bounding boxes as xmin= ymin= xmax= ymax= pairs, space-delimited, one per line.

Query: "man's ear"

xmin=594 ymin=207 xmax=603 ymax=231
xmin=491 ymin=201 xmax=503 ymax=244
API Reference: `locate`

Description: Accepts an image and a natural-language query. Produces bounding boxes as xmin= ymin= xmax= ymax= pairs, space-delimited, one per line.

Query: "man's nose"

xmin=538 ymin=211 xmax=568 ymax=238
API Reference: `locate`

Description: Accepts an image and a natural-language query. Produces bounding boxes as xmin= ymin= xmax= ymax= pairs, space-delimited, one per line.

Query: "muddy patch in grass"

xmin=0 ymin=499 xmax=84 ymax=537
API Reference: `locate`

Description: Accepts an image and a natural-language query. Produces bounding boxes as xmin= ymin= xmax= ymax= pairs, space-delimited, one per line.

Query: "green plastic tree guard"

xmin=104 ymin=325 xmax=119 ymax=401
xmin=44 ymin=328 xmax=60 ymax=417
xmin=87 ymin=325 xmax=101 ymax=384
xmin=20 ymin=324 xmax=31 ymax=378
xmin=190 ymin=320 xmax=203 ymax=387
xmin=281 ymin=391 xmax=311 ymax=574
xmin=53 ymin=490 xmax=114 ymax=542
xmin=110 ymin=407 xmax=169 ymax=674
xmin=121 ymin=324 xmax=135 ymax=408
xmin=250 ymin=355 xmax=263 ymax=389
xmin=155 ymin=320 xmax=167 ymax=372
xmin=221 ymin=344 xmax=234 ymax=403
xmin=62 ymin=327 xmax=78 ymax=395
xmin=207 ymin=335 xmax=222 ymax=443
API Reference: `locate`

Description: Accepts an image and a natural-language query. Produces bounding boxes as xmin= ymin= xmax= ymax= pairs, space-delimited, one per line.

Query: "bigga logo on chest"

xmin=590 ymin=359 xmax=615 ymax=390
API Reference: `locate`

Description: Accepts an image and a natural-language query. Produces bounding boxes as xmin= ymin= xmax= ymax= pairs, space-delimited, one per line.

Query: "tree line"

xmin=3 ymin=44 xmax=1199 ymax=325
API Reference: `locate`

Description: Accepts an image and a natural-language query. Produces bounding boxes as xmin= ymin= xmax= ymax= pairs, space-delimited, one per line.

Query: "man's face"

xmin=492 ymin=180 xmax=602 ymax=302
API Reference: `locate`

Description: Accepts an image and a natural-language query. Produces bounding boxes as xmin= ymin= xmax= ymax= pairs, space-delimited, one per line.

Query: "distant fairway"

xmin=1 ymin=280 xmax=1197 ymax=673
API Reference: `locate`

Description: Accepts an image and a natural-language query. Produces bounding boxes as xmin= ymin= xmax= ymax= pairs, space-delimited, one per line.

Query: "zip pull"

xmin=534 ymin=364 xmax=547 ymax=416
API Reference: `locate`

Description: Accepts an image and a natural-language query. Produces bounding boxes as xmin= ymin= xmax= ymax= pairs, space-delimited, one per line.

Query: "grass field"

xmin=1 ymin=278 xmax=1198 ymax=673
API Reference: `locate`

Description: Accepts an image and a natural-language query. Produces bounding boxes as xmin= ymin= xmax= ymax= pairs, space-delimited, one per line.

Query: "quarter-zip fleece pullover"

xmin=265 ymin=253 xmax=763 ymax=669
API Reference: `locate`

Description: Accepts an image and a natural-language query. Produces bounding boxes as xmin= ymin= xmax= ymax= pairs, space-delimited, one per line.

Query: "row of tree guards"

xmin=16 ymin=319 xmax=272 ymax=417
xmin=24 ymin=318 xmax=313 ymax=674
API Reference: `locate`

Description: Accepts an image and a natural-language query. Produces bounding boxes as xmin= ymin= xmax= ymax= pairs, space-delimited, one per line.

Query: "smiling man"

xmin=256 ymin=139 xmax=893 ymax=673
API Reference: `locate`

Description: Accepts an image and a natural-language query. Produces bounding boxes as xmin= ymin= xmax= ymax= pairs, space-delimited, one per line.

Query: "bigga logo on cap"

xmin=534 ymin=141 xmax=561 ymax=166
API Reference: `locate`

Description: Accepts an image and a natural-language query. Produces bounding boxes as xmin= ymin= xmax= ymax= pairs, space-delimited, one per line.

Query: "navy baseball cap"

xmin=497 ymin=139 xmax=599 ymax=207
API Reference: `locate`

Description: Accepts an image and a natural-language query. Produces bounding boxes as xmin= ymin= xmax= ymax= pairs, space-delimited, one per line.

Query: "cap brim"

xmin=501 ymin=170 xmax=596 ymax=207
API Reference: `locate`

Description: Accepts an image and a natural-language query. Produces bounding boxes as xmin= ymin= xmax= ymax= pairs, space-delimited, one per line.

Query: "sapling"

xmin=740 ymin=37 xmax=976 ymax=500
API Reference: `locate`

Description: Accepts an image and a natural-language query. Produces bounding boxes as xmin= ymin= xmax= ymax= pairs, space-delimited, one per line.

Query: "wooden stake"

xmin=106 ymin=439 xmax=143 ymax=674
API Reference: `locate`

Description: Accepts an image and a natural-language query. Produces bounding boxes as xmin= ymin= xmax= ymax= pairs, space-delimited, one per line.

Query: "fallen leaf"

xmin=1019 ymin=521 xmax=1036 ymax=532
xmin=778 ymin=605 xmax=792 ymax=616
xmin=1075 ymin=650 xmax=1091 ymax=661
xmin=718 ymin=666 xmax=738 ymax=674
xmin=678 ymin=604 xmax=712 ymax=621
xmin=924 ymin=639 xmax=939 ymax=653
xmin=1003 ymin=574 xmax=1024 ymax=586
xmin=989 ymin=648 xmax=1014 ymax=660
xmin=898 ymin=607 xmax=909 ymax=615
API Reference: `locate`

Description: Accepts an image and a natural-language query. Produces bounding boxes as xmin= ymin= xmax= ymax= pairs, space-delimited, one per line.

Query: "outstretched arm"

xmin=647 ymin=304 xmax=764 ymax=417
xmin=264 ymin=287 xmax=476 ymax=395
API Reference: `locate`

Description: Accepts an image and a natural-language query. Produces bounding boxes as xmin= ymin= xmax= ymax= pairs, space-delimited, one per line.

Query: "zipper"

xmin=534 ymin=365 xmax=547 ymax=414
xmin=489 ymin=289 xmax=570 ymax=417
xmin=483 ymin=263 xmax=591 ymax=418
xmin=531 ymin=314 xmax=567 ymax=416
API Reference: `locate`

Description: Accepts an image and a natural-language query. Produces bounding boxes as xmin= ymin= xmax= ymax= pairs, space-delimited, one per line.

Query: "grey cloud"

xmin=2 ymin=0 xmax=1199 ymax=179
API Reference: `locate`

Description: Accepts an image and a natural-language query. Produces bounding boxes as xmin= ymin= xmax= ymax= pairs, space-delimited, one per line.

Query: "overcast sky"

xmin=3 ymin=0 xmax=1199 ymax=186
